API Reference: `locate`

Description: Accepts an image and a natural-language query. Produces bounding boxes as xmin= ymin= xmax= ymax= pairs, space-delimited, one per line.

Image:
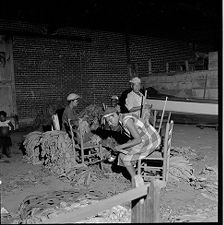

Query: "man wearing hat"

xmin=102 ymin=107 xmax=161 ymax=182
xmin=125 ymin=77 xmax=145 ymax=117
xmin=111 ymin=95 xmax=121 ymax=113
xmin=62 ymin=93 xmax=80 ymax=132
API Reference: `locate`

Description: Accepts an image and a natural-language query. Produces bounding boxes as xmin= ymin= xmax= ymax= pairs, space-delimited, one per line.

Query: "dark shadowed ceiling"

xmin=0 ymin=0 xmax=222 ymax=47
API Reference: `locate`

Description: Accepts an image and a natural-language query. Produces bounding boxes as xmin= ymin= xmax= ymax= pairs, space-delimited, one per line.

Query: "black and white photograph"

xmin=0 ymin=0 xmax=221 ymax=223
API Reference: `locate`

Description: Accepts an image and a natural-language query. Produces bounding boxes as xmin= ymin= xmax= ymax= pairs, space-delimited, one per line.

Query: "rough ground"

xmin=0 ymin=124 xmax=218 ymax=223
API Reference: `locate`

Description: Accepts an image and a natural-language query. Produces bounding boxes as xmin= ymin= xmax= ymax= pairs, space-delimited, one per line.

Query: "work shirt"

xmin=125 ymin=90 xmax=144 ymax=117
xmin=118 ymin=113 xmax=161 ymax=166
xmin=61 ymin=105 xmax=78 ymax=131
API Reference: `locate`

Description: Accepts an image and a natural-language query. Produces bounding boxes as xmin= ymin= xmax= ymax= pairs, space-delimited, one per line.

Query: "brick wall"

xmin=128 ymin=34 xmax=196 ymax=75
xmin=0 ymin=19 xmax=214 ymax=121
xmin=13 ymin=36 xmax=92 ymax=119
xmin=8 ymin=21 xmax=129 ymax=119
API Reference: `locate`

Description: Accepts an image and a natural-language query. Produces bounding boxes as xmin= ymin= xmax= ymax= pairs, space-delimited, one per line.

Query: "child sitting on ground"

xmin=0 ymin=111 xmax=14 ymax=158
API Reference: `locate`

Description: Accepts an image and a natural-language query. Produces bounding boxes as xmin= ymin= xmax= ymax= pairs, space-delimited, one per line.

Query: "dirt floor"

xmin=0 ymin=124 xmax=219 ymax=223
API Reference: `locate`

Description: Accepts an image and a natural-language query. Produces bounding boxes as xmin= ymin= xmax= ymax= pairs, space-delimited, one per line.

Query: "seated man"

xmin=111 ymin=95 xmax=121 ymax=113
xmin=62 ymin=93 xmax=80 ymax=134
xmin=102 ymin=107 xmax=161 ymax=182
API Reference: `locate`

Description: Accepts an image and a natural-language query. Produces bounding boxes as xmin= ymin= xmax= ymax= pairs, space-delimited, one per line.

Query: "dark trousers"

xmin=0 ymin=136 xmax=12 ymax=157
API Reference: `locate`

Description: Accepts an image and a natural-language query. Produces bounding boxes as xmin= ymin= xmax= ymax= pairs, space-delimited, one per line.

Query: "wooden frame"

xmin=152 ymin=110 xmax=172 ymax=132
xmin=146 ymin=99 xmax=218 ymax=116
xmin=68 ymin=119 xmax=103 ymax=169
xmin=137 ymin=120 xmax=174 ymax=183
xmin=45 ymin=176 xmax=165 ymax=224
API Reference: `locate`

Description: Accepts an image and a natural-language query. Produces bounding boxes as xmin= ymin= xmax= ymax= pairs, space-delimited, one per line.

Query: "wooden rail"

xmin=146 ymin=99 xmax=218 ymax=116
xmin=46 ymin=176 xmax=165 ymax=223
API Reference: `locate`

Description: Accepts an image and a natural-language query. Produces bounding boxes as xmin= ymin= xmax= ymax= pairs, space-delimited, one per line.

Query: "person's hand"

xmin=114 ymin=146 xmax=128 ymax=154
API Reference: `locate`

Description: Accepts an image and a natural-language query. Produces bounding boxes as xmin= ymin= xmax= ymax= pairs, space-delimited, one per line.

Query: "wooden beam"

xmin=146 ymin=99 xmax=218 ymax=116
xmin=185 ymin=60 xmax=189 ymax=71
xmin=46 ymin=183 xmax=151 ymax=224
xmin=148 ymin=59 xmax=152 ymax=74
xmin=0 ymin=29 xmax=92 ymax=42
xmin=131 ymin=175 xmax=145 ymax=223
xmin=148 ymin=179 xmax=165 ymax=222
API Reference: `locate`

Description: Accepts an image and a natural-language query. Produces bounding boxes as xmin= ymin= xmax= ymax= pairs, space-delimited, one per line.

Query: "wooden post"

xmin=148 ymin=59 xmax=152 ymax=75
xmin=185 ymin=60 xmax=189 ymax=71
xmin=131 ymin=175 xmax=145 ymax=223
xmin=146 ymin=179 xmax=166 ymax=223
xmin=153 ymin=110 xmax=157 ymax=128
xmin=68 ymin=119 xmax=76 ymax=160
xmin=158 ymin=97 xmax=168 ymax=134
xmin=203 ymin=74 xmax=208 ymax=99
xmin=140 ymin=90 xmax=148 ymax=119
xmin=166 ymin=62 xmax=169 ymax=73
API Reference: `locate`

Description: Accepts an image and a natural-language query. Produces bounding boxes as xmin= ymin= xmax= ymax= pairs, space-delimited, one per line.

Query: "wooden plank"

xmin=131 ymin=175 xmax=145 ymax=223
xmin=158 ymin=97 xmax=168 ymax=133
xmin=146 ymin=99 xmax=218 ymax=116
xmin=147 ymin=179 xmax=165 ymax=222
xmin=46 ymin=182 xmax=151 ymax=224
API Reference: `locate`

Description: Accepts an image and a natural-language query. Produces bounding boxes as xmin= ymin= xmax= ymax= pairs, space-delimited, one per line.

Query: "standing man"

xmin=125 ymin=77 xmax=145 ymax=117
xmin=0 ymin=111 xmax=14 ymax=158
xmin=62 ymin=93 xmax=80 ymax=133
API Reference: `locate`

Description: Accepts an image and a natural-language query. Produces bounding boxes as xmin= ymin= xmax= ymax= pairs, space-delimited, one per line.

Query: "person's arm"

xmin=128 ymin=106 xmax=141 ymax=112
xmin=115 ymin=118 xmax=142 ymax=152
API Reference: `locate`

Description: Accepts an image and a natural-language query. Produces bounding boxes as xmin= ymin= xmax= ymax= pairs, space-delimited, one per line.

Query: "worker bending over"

xmin=102 ymin=107 xmax=161 ymax=182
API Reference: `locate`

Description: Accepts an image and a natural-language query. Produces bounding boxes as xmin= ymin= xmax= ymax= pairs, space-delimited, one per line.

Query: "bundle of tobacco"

xmin=23 ymin=131 xmax=43 ymax=164
xmin=77 ymin=104 xmax=104 ymax=131
xmin=23 ymin=130 xmax=79 ymax=176
xmin=40 ymin=130 xmax=77 ymax=176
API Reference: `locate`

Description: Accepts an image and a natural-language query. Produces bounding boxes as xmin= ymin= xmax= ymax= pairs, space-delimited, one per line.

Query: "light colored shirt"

xmin=125 ymin=91 xmax=144 ymax=116
xmin=0 ymin=120 xmax=11 ymax=130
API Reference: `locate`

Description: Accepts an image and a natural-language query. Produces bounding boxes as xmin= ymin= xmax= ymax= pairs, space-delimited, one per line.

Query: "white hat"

xmin=111 ymin=95 xmax=119 ymax=100
xmin=67 ymin=93 xmax=80 ymax=101
xmin=129 ymin=77 xmax=141 ymax=84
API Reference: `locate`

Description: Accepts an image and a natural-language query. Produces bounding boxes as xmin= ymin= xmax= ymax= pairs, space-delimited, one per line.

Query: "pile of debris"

xmin=191 ymin=165 xmax=218 ymax=202
xmin=168 ymin=146 xmax=197 ymax=183
xmin=22 ymin=104 xmax=118 ymax=184
xmin=168 ymin=146 xmax=218 ymax=202
xmin=22 ymin=130 xmax=108 ymax=183
xmin=13 ymin=189 xmax=131 ymax=224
